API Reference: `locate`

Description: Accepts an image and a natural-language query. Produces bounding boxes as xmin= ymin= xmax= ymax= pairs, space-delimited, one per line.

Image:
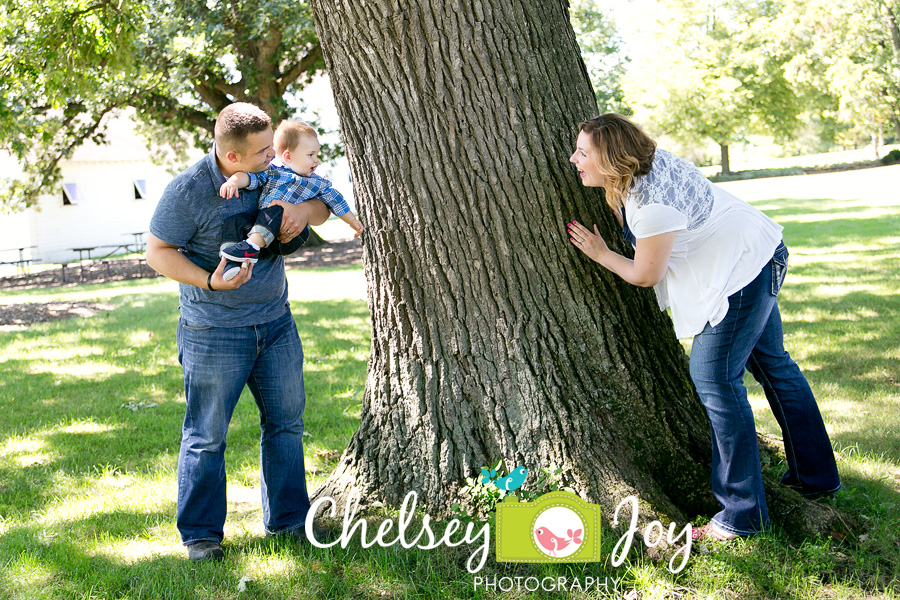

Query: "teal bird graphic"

xmin=493 ymin=466 xmax=528 ymax=491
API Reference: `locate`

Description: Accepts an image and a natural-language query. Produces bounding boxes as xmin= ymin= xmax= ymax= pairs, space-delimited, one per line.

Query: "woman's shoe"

xmin=691 ymin=523 xmax=739 ymax=542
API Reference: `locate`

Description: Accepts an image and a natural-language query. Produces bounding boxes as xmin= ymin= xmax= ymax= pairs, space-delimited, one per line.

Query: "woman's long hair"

xmin=579 ymin=114 xmax=656 ymax=210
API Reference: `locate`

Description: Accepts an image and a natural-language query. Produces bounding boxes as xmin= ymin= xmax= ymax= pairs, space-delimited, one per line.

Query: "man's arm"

xmin=146 ymin=233 xmax=252 ymax=290
xmin=269 ymin=198 xmax=330 ymax=243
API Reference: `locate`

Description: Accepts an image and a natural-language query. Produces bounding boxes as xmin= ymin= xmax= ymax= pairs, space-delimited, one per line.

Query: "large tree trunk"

xmin=307 ymin=0 xmax=848 ymax=539
xmin=883 ymin=1 xmax=900 ymax=64
xmin=308 ymin=0 xmax=714 ymax=527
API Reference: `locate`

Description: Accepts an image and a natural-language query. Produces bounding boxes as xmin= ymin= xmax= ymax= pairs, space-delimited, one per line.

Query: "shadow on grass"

xmin=777 ymin=284 xmax=900 ymax=458
xmin=754 ymin=195 xmax=900 ymax=250
xmin=1 ymin=511 xmax=624 ymax=599
xmin=761 ymin=197 xmax=900 ymax=465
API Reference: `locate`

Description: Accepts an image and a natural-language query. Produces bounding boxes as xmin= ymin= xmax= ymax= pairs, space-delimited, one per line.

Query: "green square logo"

xmin=496 ymin=491 xmax=602 ymax=563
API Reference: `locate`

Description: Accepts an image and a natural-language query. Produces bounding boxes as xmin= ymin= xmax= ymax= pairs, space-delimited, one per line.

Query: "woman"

xmin=567 ymin=113 xmax=841 ymax=541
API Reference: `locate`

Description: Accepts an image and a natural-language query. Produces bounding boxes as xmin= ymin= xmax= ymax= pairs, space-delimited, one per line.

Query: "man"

xmin=147 ymin=102 xmax=330 ymax=562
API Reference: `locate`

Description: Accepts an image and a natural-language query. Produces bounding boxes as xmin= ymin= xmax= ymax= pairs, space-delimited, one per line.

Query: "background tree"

xmin=779 ymin=0 xmax=900 ymax=152
xmin=0 ymin=0 xmax=326 ymax=214
xmin=0 ymin=0 xmax=143 ymax=212
xmin=306 ymin=0 xmax=848 ymax=539
xmin=569 ymin=0 xmax=631 ymax=114
xmin=625 ymin=0 xmax=801 ymax=173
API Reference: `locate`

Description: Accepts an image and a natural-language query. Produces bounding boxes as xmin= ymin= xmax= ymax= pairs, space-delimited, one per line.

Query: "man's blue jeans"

xmin=175 ymin=309 xmax=311 ymax=545
xmin=689 ymin=242 xmax=841 ymax=536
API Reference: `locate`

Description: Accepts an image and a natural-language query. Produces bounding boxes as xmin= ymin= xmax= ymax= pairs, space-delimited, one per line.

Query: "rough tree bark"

xmin=307 ymin=0 xmax=848 ymax=537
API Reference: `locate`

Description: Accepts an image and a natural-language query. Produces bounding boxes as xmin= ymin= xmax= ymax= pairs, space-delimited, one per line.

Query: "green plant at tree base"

xmin=452 ymin=461 xmax=580 ymax=523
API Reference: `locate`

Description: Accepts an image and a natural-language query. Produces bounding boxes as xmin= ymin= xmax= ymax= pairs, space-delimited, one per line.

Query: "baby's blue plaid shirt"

xmin=247 ymin=164 xmax=350 ymax=216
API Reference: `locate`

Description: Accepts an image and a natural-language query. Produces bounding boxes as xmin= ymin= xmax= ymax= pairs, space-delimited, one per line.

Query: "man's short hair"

xmin=274 ymin=120 xmax=318 ymax=153
xmin=214 ymin=103 xmax=272 ymax=153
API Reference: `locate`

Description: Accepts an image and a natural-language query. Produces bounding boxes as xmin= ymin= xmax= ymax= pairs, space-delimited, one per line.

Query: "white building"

xmin=0 ymin=114 xmax=180 ymax=271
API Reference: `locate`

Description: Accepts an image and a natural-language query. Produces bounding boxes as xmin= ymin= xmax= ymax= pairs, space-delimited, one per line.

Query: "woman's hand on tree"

xmin=568 ymin=220 xmax=609 ymax=262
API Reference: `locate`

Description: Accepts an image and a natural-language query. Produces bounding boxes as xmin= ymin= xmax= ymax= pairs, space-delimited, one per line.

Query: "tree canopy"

xmin=779 ymin=0 xmax=900 ymax=146
xmin=624 ymin=0 xmax=802 ymax=172
xmin=0 ymin=0 xmax=323 ymax=213
xmin=622 ymin=0 xmax=900 ymax=163
xmin=3 ymin=0 xmax=896 ymax=209
xmin=569 ymin=0 xmax=630 ymax=114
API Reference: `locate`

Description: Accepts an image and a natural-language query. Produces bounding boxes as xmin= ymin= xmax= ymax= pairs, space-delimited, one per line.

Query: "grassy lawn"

xmin=1 ymin=167 xmax=899 ymax=599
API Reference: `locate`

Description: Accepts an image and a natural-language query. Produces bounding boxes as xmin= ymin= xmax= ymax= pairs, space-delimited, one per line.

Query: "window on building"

xmin=134 ymin=179 xmax=148 ymax=199
xmin=62 ymin=183 xmax=83 ymax=206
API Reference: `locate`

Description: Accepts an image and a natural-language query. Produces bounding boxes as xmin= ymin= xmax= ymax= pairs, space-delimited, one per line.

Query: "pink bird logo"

xmin=534 ymin=527 xmax=583 ymax=557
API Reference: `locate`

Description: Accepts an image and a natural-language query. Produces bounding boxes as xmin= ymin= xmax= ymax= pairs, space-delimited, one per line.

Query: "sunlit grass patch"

xmin=0 ymin=266 xmax=375 ymax=598
xmin=1 ymin=553 xmax=53 ymax=600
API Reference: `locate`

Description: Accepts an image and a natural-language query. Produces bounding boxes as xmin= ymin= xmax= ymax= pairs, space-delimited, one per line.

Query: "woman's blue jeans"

xmin=689 ymin=242 xmax=841 ymax=536
xmin=175 ymin=309 xmax=311 ymax=545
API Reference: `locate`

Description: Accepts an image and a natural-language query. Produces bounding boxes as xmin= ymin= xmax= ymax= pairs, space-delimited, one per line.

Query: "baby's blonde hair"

xmin=274 ymin=120 xmax=318 ymax=153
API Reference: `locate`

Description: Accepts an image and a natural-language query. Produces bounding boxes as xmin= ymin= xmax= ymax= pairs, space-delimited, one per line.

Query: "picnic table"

xmin=0 ymin=246 xmax=39 ymax=275
xmin=69 ymin=247 xmax=98 ymax=282
xmin=63 ymin=234 xmax=151 ymax=283
xmin=125 ymin=231 xmax=147 ymax=254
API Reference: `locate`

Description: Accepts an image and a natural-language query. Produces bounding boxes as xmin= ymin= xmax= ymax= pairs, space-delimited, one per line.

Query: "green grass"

xmin=1 ymin=169 xmax=899 ymax=599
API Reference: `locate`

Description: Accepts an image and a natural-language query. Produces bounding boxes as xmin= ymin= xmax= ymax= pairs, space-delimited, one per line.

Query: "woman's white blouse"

xmin=626 ymin=149 xmax=783 ymax=339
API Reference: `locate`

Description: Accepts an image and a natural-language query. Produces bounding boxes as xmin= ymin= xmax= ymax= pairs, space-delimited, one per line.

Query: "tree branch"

xmin=145 ymin=93 xmax=216 ymax=133
xmin=63 ymin=0 xmax=119 ymax=23
xmin=192 ymin=80 xmax=234 ymax=112
xmin=278 ymin=43 xmax=323 ymax=95
xmin=256 ymin=25 xmax=283 ymax=73
xmin=209 ymin=78 xmax=245 ymax=99
xmin=4 ymin=104 xmax=119 ymax=211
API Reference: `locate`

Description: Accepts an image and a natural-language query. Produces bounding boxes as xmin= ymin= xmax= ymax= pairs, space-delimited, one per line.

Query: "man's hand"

xmin=210 ymin=256 xmax=253 ymax=290
xmin=271 ymin=198 xmax=332 ymax=243
xmin=147 ymin=233 xmax=255 ymax=291
xmin=270 ymin=199 xmax=311 ymax=243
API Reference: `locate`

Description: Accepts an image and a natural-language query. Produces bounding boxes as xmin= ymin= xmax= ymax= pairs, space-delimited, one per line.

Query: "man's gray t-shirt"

xmin=150 ymin=147 xmax=290 ymax=327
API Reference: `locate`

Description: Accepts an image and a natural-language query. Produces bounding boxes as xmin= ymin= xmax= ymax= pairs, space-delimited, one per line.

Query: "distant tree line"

xmin=586 ymin=0 xmax=900 ymax=173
